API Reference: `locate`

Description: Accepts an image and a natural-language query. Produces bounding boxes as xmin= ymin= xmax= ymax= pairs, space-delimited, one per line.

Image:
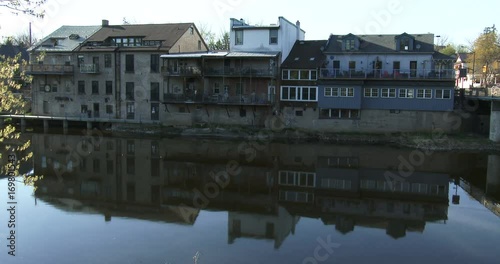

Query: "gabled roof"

xmin=324 ymin=33 xmax=434 ymax=53
xmin=86 ymin=23 xmax=195 ymax=49
xmin=0 ymin=44 xmax=29 ymax=60
xmin=433 ymin=51 xmax=455 ymax=61
xmin=281 ymin=40 xmax=327 ymax=69
xmin=456 ymin=52 xmax=471 ymax=62
xmin=30 ymin=25 xmax=102 ymax=52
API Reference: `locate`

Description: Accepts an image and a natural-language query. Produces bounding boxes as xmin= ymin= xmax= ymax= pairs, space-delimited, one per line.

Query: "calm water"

xmin=1 ymin=133 xmax=500 ymax=264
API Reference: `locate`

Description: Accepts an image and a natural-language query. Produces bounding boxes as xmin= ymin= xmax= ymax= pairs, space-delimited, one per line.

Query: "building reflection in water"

xmin=31 ymin=133 xmax=455 ymax=248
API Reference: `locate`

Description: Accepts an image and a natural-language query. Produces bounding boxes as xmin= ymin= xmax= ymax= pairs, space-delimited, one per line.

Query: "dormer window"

xmin=342 ymin=34 xmax=359 ymax=51
xmin=345 ymin=39 xmax=356 ymax=50
xmin=400 ymin=38 xmax=410 ymax=51
xmin=396 ymin=33 xmax=415 ymax=51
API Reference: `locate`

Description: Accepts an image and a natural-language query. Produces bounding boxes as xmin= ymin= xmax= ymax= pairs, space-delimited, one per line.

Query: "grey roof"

xmin=281 ymin=40 xmax=327 ymax=69
xmin=324 ymin=33 xmax=435 ymax=54
xmin=225 ymin=51 xmax=279 ymax=58
xmin=160 ymin=51 xmax=228 ymax=59
xmin=433 ymin=51 xmax=455 ymax=61
xmin=87 ymin=23 xmax=196 ymax=51
xmin=0 ymin=44 xmax=29 ymax=60
xmin=456 ymin=52 xmax=471 ymax=62
xmin=30 ymin=25 xmax=102 ymax=52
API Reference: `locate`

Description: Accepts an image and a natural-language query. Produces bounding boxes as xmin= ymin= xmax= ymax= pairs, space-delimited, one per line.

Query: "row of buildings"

xmin=26 ymin=17 xmax=457 ymax=132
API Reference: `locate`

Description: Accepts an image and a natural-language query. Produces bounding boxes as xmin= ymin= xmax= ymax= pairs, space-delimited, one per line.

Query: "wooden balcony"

xmin=319 ymin=68 xmax=455 ymax=80
xmin=80 ymin=64 xmax=100 ymax=74
xmin=204 ymin=66 xmax=277 ymax=78
xmin=25 ymin=64 xmax=74 ymax=75
xmin=163 ymin=93 xmax=272 ymax=105
xmin=161 ymin=66 xmax=202 ymax=77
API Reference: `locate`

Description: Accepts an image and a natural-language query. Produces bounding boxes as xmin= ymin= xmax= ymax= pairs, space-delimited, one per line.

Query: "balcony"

xmin=25 ymin=64 xmax=74 ymax=75
xmin=164 ymin=93 xmax=272 ymax=105
xmin=161 ymin=66 xmax=202 ymax=76
xmin=205 ymin=66 xmax=277 ymax=78
xmin=80 ymin=64 xmax=100 ymax=74
xmin=319 ymin=68 xmax=455 ymax=80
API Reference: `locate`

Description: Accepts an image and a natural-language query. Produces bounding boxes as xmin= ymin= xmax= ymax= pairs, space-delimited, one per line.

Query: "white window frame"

xmin=435 ymin=89 xmax=451 ymax=99
xmin=282 ymin=69 xmax=317 ymax=81
xmin=281 ymin=86 xmax=317 ymax=102
xmin=398 ymin=88 xmax=414 ymax=98
xmin=364 ymin=88 xmax=379 ymax=97
xmin=381 ymin=88 xmax=396 ymax=98
xmin=416 ymin=89 xmax=432 ymax=99
xmin=235 ymin=30 xmax=243 ymax=45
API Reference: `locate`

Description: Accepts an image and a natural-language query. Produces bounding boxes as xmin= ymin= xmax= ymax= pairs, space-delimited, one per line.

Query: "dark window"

xmin=92 ymin=81 xmax=99 ymax=94
xmin=78 ymin=81 xmax=85 ymax=94
xmin=105 ymin=81 xmax=112 ymax=95
xmin=126 ymin=158 xmax=135 ymax=175
xmin=126 ymin=82 xmax=134 ymax=100
xmin=77 ymin=55 xmax=84 ymax=67
xmin=400 ymin=38 xmax=411 ymax=51
xmin=150 ymin=82 xmax=160 ymax=101
xmin=151 ymin=159 xmax=160 ymax=177
xmin=125 ymin=54 xmax=134 ymax=72
xmin=106 ymin=105 xmax=113 ymax=114
xmin=349 ymin=61 xmax=356 ymax=70
xmin=126 ymin=102 xmax=135 ymax=119
xmin=150 ymin=54 xmax=160 ymax=73
xmin=235 ymin=30 xmax=243 ymax=45
xmin=106 ymin=160 xmax=114 ymax=174
xmin=269 ymin=29 xmax=278 ymax=44
xmin=93 ymin=159 xmax=100 ymax=173
xmin=81 ymin=104 xmax=88 ymax=113
xmin=104 ymin=54 xmax=112 ymax=68
xmin=198 ymin=40 xmax=202 ymax=50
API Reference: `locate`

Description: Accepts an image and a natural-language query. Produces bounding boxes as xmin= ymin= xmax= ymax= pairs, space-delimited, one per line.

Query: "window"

xmin=81 ymin=105 xmax=88 ymax=114
xmin=127 ymin=140 xmax=135 ymax=155
xmin=150 ymin=54 xmax=160 ymax=73
xmin=399 ymin=88 xmax=414 ymax=98
xmin=77 ymin=55 xmax=84 ymax=67
xmin=324 ymin=87 xmax=353 ymax=97
xmin=295 ymin=110 xmax=303 ymax=116
xmin=78 ymin=81 xmax=85 ymax=94
xmin=126 ymin=157 xmax=135 ymax=175
xmin=105 ymin=81 xmax=112 ymax=95
xmin=126 ymin=102 xmax=135 ymax=119
xmin=279 ymin=171 xmax=315 ymax=187
xmin=416 ymin=89 xmax=432 ymax=99
xmin=364 ymin=88 xmax=378 ymax=97
xmin=125 ymin=54 xmax=134 ymax=72
xmin=381 ymin=88 xmax=396 ymax=98
xmin=213 ymin=83 xmax=220 ymax=94
xmin=150 ymin=82 xmax=160 ymax=101
xmin=280 ymin=86 xmax=317 ymax=101
xmin=345 ymin=39 xmax=355 ymax=50
xmin=320 ymin=109 xmax=360 ymax=119
xmin=92 ymin=81 xmax=99 ymax=94
xmin=235 ymin=30 xmax=243 ymax=45
xmin=93 ymin=159 xmax=100 ymax=173
xmin=106 ymin=105 xmax=113 ymax=114
xmin=436 ymin=89 xmax=451 ymax=99
xmin=400 ymin=38 xmax=410 ymax=51
xmin=282 ymin=69 xmax=318 ymax=80
xmin=104 ymin=54 xmax=112 ymax=68
xmin=106 ymin=160 xmax=114 ymax=174
xmin=126 ymin=82 xmax=134 ymax=100
xmin=269 ymin=29 xmax=278 ymax=44
xmin=198 ymin=40 xmax=202 ymax=50
xmin=348 ymin=61 xmax=356 ymax=71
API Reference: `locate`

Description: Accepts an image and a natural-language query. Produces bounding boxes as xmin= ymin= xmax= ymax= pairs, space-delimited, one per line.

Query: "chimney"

xmin=296 ymin=20 xmax=301 ymax=40
xmin=102 ymin=19 xmax=109 ymax=27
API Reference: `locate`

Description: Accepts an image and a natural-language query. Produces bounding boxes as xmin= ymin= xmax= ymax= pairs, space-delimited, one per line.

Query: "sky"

xmin=0 ymin=0 xmax=498 ymax=47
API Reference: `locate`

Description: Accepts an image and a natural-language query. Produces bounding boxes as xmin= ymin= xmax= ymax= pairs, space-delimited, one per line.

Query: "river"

xmin=1 ymin=132 xmax=499 ymax=264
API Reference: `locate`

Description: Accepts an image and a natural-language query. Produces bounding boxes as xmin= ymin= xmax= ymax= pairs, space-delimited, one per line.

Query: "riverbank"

xmin=108 ymin=123 xmax=500 ymax=153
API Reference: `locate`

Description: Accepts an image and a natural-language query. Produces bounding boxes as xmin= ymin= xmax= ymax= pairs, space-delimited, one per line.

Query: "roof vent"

xmin=69 ymin=34 xmax=80 ymax=40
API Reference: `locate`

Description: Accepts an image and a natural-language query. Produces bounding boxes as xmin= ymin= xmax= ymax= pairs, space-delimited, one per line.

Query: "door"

xmin=268 ymin=85 xmax=275 ymax=103
xmin=410 ymin=61 xmax=417 ymax=77
xmin=43 ymin=101 xmax=49 ymax=114
xmin=93 ymin=103 xmax=100 ymax=118
xmin=151 ymin=103 xmax=159 ymax=121
xmin=93 ymin=56 xmax=99 ymax=72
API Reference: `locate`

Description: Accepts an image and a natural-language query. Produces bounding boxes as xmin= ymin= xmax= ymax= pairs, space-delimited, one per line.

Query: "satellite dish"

xmin=416 ymin=44 xmax=421 ymax=50
xmin=44 ymin=85 xmax=51 ymax=92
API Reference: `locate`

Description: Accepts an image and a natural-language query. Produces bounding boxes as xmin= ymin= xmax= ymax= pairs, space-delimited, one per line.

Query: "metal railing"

xmin=25 ymin=64 xmax=74 ymax=75
xmin=80 ymin=64 xmax=100 ymax=74
xmin=319 ymin=68 xmax=455 ymax=80
xmin=161 ymin=66 xmax=202 ymax=76
xmin=204 ymin=66 xmax=277 ymax=77
xmin=164 ymin=93 xmax=271 ymax=105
